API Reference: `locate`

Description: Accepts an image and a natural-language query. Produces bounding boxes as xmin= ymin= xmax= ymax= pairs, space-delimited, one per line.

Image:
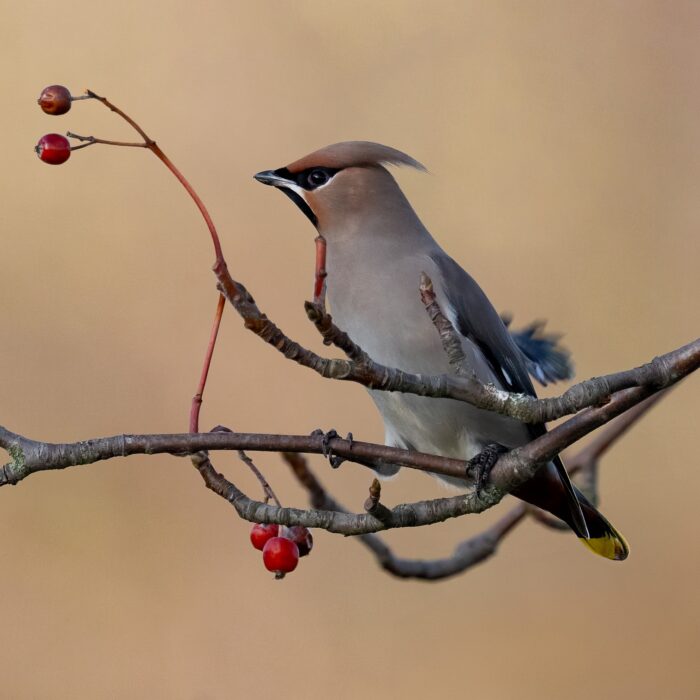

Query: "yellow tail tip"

xmin=579 ymin=533 xmax=629 ymax=561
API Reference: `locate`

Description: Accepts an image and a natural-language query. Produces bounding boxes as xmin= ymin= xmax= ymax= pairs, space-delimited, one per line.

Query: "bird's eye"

xmin=306 ymin=169 xmax=330 ymax=188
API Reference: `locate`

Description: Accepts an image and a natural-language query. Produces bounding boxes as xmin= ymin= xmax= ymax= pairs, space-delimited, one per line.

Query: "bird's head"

xmin=254 ymin=141 xmax=425 ymax=236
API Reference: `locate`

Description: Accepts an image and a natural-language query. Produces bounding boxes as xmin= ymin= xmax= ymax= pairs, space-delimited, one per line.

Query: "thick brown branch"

xmin=190 ymin=449 xmax=488 ymax=534
xmin=366 ymin=505 xmax=526 ymax=579
xmin=283 ymin=452 xmax=526 ymax=580
xmin=213 ymin=254 xmax=697 ymax=423
xmin=0 ymin=426 xmax=470 ymax=486
xmin=0 ymin=382 xmax=678 ymax=530
xmin=281 ymin=385 xmax=671 ymax=578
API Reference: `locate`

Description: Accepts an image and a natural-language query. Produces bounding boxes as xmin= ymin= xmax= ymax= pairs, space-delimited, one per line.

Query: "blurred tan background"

xmin=1 ymin=1 xmax=699 ymax=698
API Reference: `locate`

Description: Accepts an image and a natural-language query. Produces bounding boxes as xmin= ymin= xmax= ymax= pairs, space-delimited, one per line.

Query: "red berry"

xmin=262 ymin=537 xmax=299 ymax=577
xmin=38 ymin=85 xmax=72 ymax=115
xmin=35 ymin=134 xmax=71 ymax=165
xmin=287 ymin=526 xmax=313 ymax=557
xmin=250 ymin=523 xmax=279 ymax=551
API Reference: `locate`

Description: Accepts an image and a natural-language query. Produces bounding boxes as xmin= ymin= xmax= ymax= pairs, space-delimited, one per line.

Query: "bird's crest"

xmin=285 ymin=141 xmax=426 ymax=174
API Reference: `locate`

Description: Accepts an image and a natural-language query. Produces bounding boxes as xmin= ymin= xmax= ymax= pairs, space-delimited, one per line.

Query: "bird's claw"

xmin=311 ymin=428 xmax=351 ymax=468
xmin=467 ymin=443 xmax=507 ymax=498
xmin=311 ymin=428 xmax=338 ymax=458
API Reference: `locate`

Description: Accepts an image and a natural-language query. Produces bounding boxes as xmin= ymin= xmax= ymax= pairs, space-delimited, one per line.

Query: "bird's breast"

xmin=326 ymin=240 xmax=451 ymax=374
xmin=324 ymin=234 xmax=529 ymax=459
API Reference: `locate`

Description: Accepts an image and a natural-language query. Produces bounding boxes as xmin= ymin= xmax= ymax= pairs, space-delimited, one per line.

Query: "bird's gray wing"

xmin=431 ymin=253 xmax=589 ymax=537
xmin=431 ymin=253 xmax=538 ymax=398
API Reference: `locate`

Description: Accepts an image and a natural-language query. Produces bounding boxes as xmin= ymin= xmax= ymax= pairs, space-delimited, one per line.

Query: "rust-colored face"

xmin=254 ymin=141 xmax=425 ymax=234
xmin=254 ymin=164 xmax=341 ymax=229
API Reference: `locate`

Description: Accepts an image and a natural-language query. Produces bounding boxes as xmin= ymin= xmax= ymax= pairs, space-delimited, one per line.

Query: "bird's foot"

xmin=467 ymin=443 xmax=508 ymax=497
xmin=311 ymin=428 xmax=352 ymax=468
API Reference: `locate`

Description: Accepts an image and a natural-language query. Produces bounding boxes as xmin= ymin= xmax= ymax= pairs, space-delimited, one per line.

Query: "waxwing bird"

xmin=255 ymin=141 xmax=628 ymax=560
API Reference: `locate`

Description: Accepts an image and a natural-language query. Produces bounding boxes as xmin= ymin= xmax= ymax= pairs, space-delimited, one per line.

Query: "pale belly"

xmin=369 ymin=388 xmax=529 ymax=483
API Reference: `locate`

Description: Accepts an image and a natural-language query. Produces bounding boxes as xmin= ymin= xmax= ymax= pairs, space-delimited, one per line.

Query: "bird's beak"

xmin=254 ymin=170 xmax=292 ymax=188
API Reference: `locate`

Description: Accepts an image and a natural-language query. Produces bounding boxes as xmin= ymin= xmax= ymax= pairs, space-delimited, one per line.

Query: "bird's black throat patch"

xmin=278 ymin=186 xmax=318 ymax=228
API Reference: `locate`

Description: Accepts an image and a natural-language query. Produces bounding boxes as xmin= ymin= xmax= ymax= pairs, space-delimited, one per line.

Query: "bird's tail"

xmin=576 ymin=493 xmax=629 ymax=561
xmin=512 ymin=460 xmax=629 ymax=561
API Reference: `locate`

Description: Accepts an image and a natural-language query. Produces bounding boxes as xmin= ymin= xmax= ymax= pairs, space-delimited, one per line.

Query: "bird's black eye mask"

xmin=273 ymin=167 xmax=340 ymax=228
xmin=274 ymin=166 xmax=340 ymax=191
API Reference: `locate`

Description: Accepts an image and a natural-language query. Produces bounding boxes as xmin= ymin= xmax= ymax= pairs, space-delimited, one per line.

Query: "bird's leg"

xmin=310 ymin=428 xmax=350 ymax=468
xmin=467 ymin=443 xmax=508 ymax=497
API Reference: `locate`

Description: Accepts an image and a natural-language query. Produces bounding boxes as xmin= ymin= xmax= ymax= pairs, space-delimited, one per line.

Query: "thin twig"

xmin=313 ymin=235 xmax=327 ymax=306
xmin=85 ymin=90 xmax=153 ymax=143
xmin=82 ymin=90 xmax=224 ymax=264
xmin=571 ymin=390 xmax=669 ymax=468
xmin=190 ymin=294 xmax=225 ymax=432
xmin=78 ymin=89 xmax=228 ymax=433
xmin=364 ymin=478 xmax=382 ymax=512
xmin=419 ymin=273 xmax=469 ymax=375
xmin=528 ymin=390 xmax=668 ymax=528
xmin=66 ymin=132 xmax=148 ymax=148
xmin=148 ymin=143 xmax=224 ymax=264
xmin=283 ymin=452 xmax=527 ymax=580
xmin=237 ymin=450 xmax=282 ymax=506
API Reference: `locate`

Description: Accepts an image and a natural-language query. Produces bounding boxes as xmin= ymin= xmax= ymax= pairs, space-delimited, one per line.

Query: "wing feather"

xmin=431 ymin=254 xmax=588 ymax=538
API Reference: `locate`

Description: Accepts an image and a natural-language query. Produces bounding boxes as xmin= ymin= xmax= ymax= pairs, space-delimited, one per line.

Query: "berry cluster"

xmin=250 ymin=523 xmax=313 ymax=579
xmin=35 ymin=85 xmax=74 ymax=165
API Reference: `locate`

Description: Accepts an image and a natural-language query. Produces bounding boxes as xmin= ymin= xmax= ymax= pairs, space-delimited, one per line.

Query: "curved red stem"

xmin=313 ymin=235 xmax=327 ymax=304
xmin=190 ymin=294 xmax=226 ymax=432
